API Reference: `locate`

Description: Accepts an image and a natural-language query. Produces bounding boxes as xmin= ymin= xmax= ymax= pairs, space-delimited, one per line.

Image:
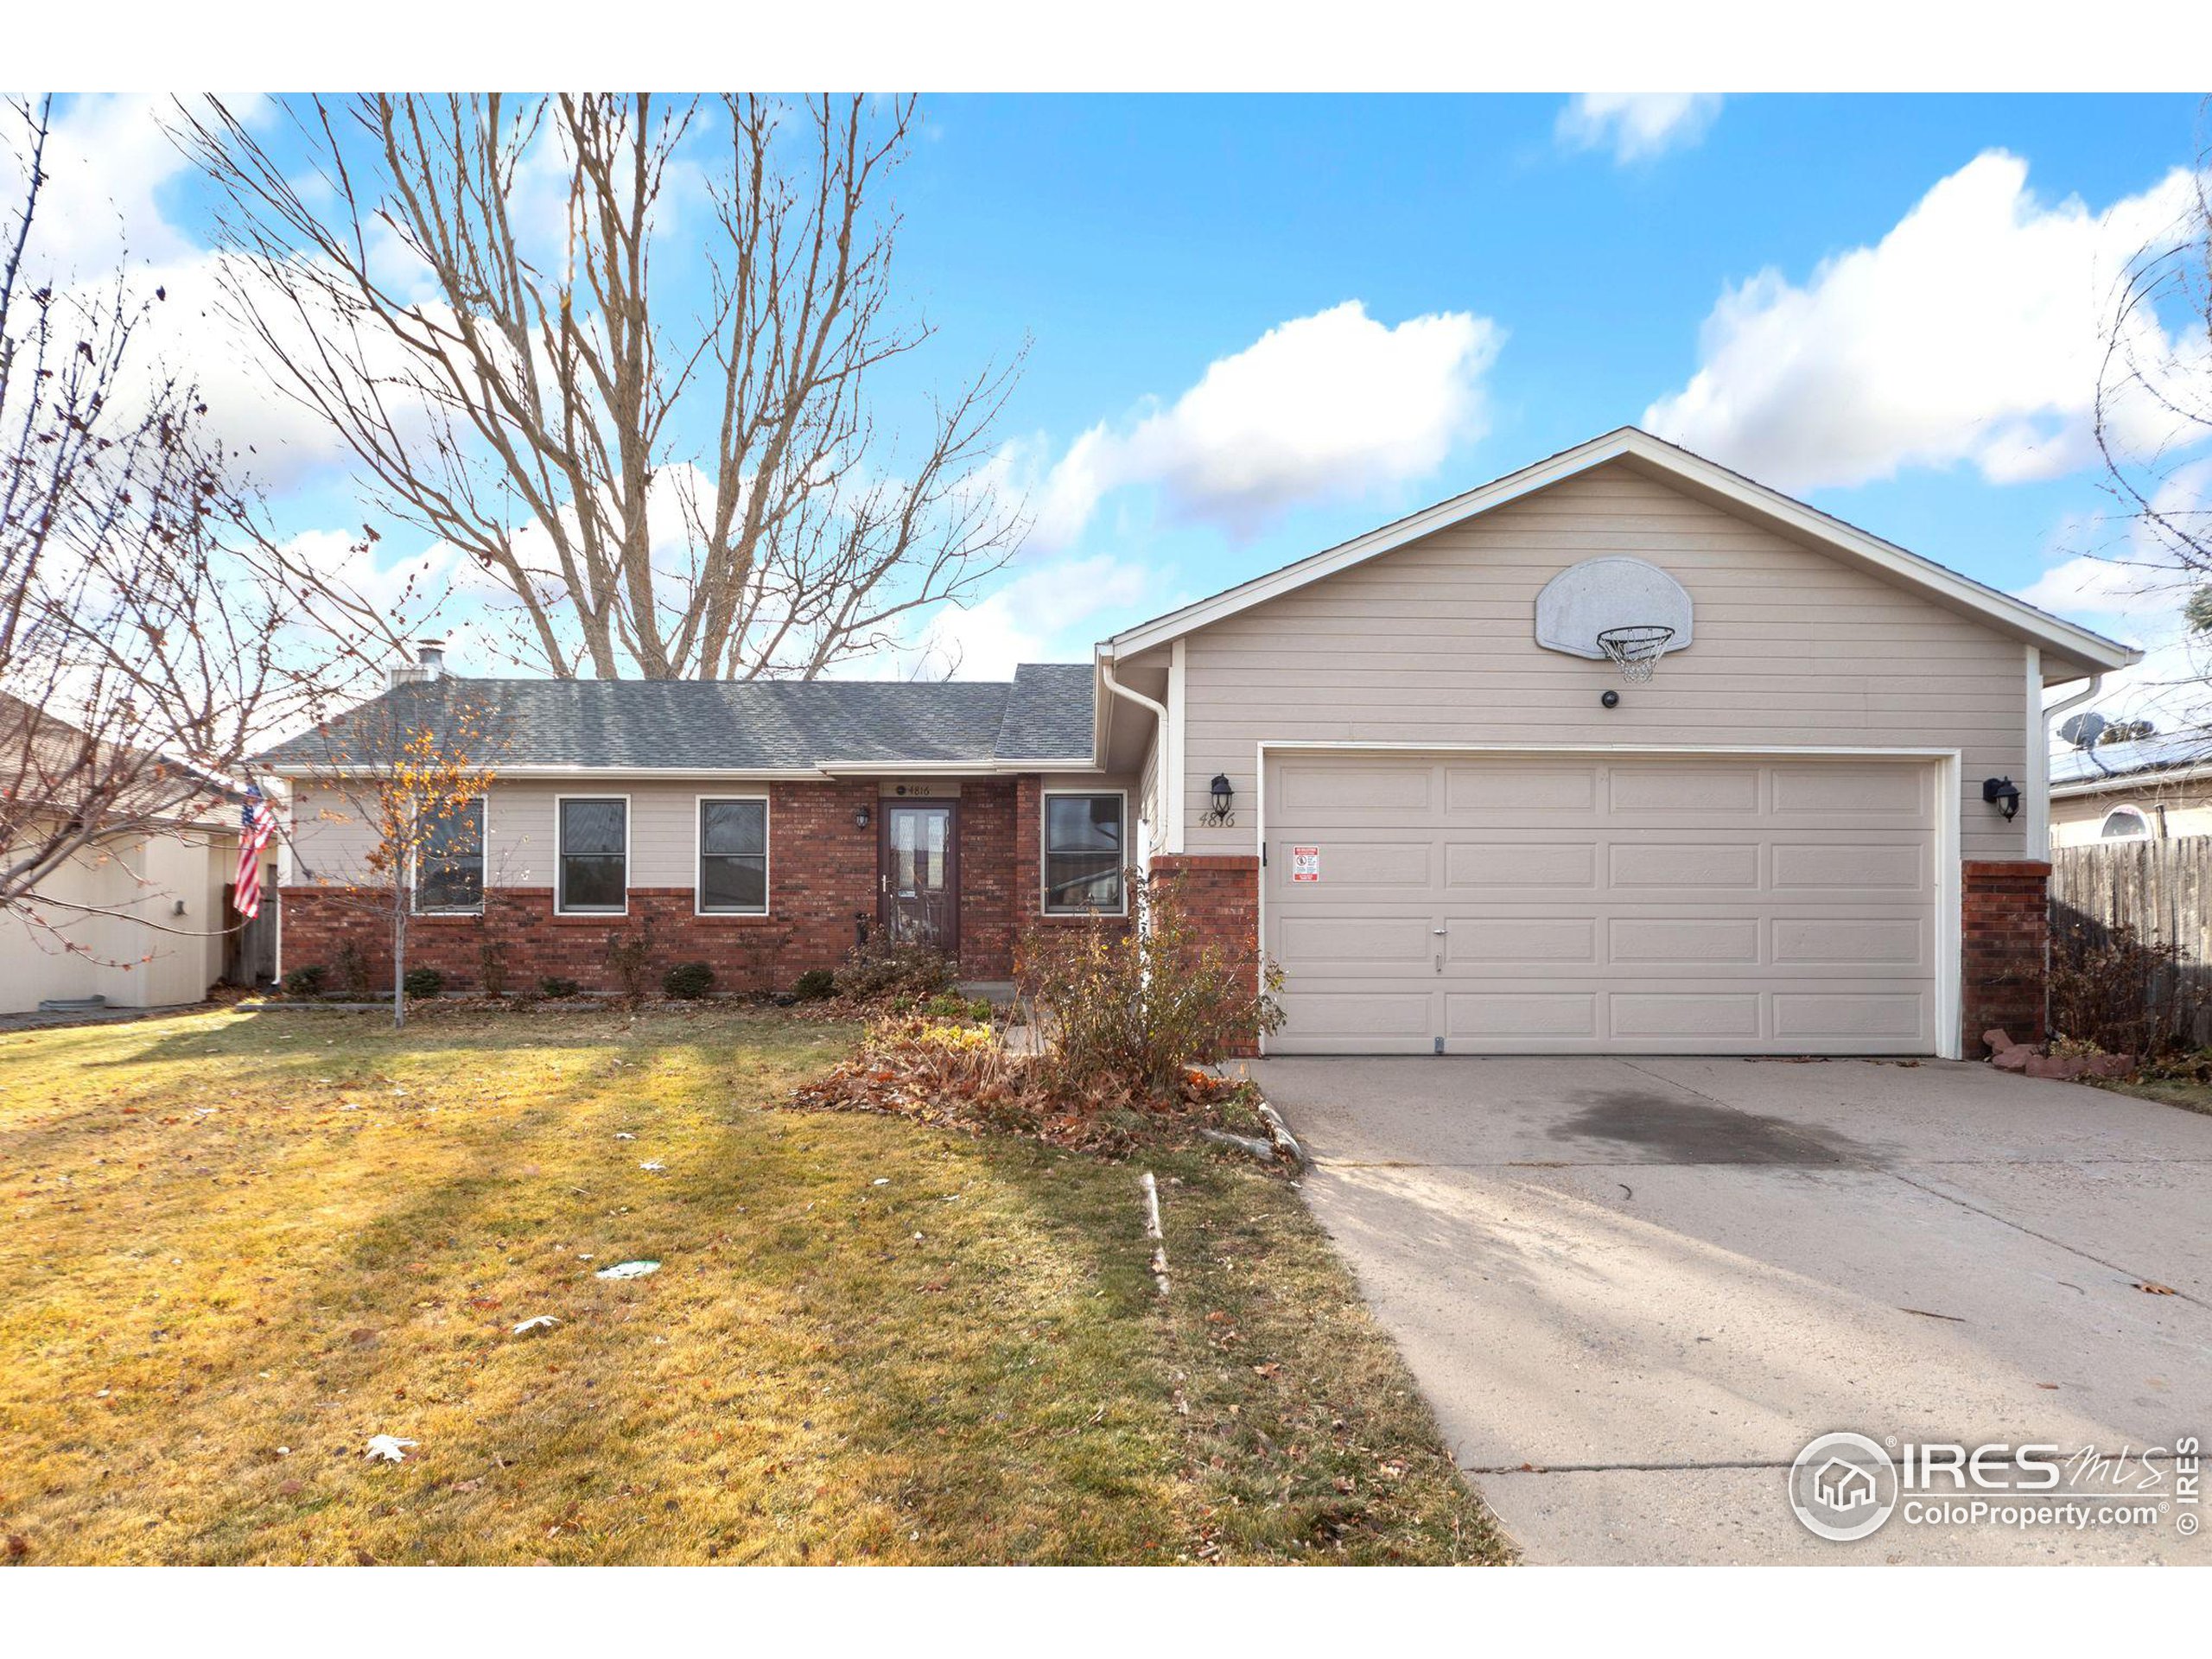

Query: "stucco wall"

xmin=1173 ymin=460 xmax=2037 ymax=866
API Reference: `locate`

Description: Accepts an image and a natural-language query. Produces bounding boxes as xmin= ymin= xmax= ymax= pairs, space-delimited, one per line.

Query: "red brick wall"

xmin=958 ymin=779 xmax=1016 ymax=978
xmin=278 ymin=777 xmax=1009 ymax=995
xmin=1149 ymin=853 xmax=1262 ymax=1057
xmin=1963 ymin=859 xmax=2050 ymax=1055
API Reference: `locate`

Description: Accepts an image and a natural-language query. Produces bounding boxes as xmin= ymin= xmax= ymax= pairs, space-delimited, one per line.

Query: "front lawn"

xmin=0 ymin=1006 xmax=1503 ymax=1565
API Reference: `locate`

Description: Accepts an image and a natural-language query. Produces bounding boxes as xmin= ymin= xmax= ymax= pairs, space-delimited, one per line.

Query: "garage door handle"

xmin=1431 ymin=926 xmax=1448 ymax=935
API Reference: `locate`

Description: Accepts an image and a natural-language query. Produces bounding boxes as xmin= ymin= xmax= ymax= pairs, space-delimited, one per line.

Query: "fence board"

xmin=2052 ymin=836 xmax=2212 ymax=1046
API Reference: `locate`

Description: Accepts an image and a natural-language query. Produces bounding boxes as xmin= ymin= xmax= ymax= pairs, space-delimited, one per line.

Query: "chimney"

xmin=385 ymin=638 xmax=448 ymax=690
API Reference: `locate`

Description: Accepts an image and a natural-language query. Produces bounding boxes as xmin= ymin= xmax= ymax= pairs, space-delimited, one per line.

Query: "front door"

xmin=880 ymin=802 xmax=960 ymax=958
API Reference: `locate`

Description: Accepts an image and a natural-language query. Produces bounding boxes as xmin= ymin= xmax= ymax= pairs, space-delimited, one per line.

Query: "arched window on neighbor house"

xmin=2099 ymin=805 xmax=2152 ymax=841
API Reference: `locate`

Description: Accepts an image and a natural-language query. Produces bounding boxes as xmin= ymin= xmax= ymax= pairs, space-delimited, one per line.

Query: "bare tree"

xmin=2095 ymin=121 xmax=2212 ymax=602
xmin=179 ymin=94 xmax=1026 ymax=683
xmin=1 ymin=95 xmax=399 ymax=950
xmin=283 ymin=683 xmax=501 ymax=1027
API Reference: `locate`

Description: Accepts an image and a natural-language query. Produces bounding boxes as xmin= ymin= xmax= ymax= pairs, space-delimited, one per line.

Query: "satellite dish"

xmin=2058 ymin=711 xmax=2108 ymax=751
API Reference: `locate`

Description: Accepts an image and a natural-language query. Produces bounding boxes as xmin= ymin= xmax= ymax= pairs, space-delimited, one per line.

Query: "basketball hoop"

xmin=1596 ymin=625 xmax=1675 ymax=683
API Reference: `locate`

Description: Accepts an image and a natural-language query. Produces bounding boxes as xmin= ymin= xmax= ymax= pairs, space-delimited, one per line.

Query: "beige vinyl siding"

xmin=1179 ymin=461 xmax=2035 ymax=864
xmin=2050 ymin=783 xmax=2212 ymax=848
xmin=288 ymin=780 xmax=721 ymax=891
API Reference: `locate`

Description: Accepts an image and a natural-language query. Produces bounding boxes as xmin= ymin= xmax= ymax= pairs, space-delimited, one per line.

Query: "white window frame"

xmin=1039 ymin=787 xmax=1129 ymax=917
xmin=694 ymin=793 xmax=772 ymax=918
xmin=409 ymin=794 xmax=488 ymax=916
xmin=554 ymin=792 xmax=632 ymax=916
xmin=2098 ymin=804 xmax=2152 ymax=841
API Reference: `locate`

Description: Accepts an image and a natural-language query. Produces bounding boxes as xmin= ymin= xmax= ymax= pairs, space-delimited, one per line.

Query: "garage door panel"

xmin=1444 ymin=841 xmax=1598 ymax=888
xmin=1276 ymin=761 xmax=1433 ymax=815
xmin=1772 ymin=842 xmax=1925 ymax=892
xmin=1444 ymin=992 xmax=1599 ymax=1038
xmin=1608 ymin=765 xmax=1761 ymax=812
xmin=1771 ymin=917 xmax=1928 ymax=966
xmin=1773 ymin=991 xmax=1927 ymax=1039
xmin=1609 ymin=842 xmax=1763 ymax=889
xmin=1607 ymin=917 xmax=1761 ymax=964
xmin=1770 ymin=763 xmax=1929 ymax=817
xmin=1609 ymin=992 xmax=1763 ymax=1039
xmin=1266 ymin=753 xmax=1942 ymax=1057
xmin=1443 ymin=763 xmax=1598 ymax=813
xmin=1444 ymin=918 xmax=1596 ymax=963
xmin=1278 ymin=915 xmax=1432 ymax=966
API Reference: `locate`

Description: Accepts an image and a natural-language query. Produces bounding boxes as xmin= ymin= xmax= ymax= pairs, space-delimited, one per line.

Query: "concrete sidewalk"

xmin=1254 ymin=1055 xmax=2212 ymax=1565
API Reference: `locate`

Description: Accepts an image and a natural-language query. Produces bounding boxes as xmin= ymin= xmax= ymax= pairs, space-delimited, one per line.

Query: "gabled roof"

xmin=257 ymin=668 xmax=1098 ymax=776
xmin=1101 ymin=426 xmax=2139 ymax=677
xmin=2050 ymin=730 xmax=2212 ymax=791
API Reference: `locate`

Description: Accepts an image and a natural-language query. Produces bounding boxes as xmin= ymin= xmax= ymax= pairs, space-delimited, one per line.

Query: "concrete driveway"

xmin=1253 ymin=1056 xmax=2212 ymax=1565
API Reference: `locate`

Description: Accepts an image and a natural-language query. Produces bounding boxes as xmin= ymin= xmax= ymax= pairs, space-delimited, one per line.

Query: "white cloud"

xmin=1029 ymin=301 xmax=1501 ymax=548
xmin=1556 ymin=94 xmax=1721 ymax=163
xmin=904 ymin=555 xmax=1154 ymax=681
xmin=1645 ymin=152 xmax=2209 ymax=493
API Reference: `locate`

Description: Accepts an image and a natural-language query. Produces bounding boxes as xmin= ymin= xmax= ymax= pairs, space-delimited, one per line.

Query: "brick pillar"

xmin=1962 ymin=860 xmax=2050 ymax=1056
xmin=1148 ymin=854 xmax=1262 ymax=1058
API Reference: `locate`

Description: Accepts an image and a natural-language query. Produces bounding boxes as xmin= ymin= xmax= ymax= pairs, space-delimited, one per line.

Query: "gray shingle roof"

xmin=259 ymin=668 xmax=1097 ymax=772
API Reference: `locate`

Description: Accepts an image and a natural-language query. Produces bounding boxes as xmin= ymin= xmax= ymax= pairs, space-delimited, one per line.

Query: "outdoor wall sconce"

xmin=1201 ymin=773 xmax=1236 ymax=827
xmin=1982 ymin=776 xmax=2021 ymax=821
xmin=853 ymin=805 xmax=872 ymax=830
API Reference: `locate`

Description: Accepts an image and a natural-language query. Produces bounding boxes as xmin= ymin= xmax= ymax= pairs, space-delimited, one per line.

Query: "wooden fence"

xmin=2050 ymin=835 xmax=2212 ymax=1047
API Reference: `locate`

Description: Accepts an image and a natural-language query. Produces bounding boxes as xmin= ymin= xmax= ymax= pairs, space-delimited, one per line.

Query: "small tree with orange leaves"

xmin=290 ymin=686 xmax=501 ymax=1027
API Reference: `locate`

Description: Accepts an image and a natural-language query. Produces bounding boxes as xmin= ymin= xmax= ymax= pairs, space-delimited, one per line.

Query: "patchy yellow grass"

xmin=0 ymin=1006 xmax=1504 ymax=1565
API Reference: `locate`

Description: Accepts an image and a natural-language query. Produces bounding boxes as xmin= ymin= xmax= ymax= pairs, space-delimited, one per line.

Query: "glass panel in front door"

xmin=886 ymin=806 xmax=951 ymax=947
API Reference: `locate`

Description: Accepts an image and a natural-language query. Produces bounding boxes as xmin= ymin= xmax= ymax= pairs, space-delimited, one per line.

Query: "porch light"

xmin=853 ymin=805 xmax=872 ymax=830
xmin=1201 ymin=773 xmax=1236 ymax=828
xmin=1981 ymin=777 xmax=2021 ymax=821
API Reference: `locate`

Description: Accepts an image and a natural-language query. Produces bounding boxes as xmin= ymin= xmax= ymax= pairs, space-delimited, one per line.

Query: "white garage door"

xmin=1263 ymin=753 xmax=1942 ymax=1056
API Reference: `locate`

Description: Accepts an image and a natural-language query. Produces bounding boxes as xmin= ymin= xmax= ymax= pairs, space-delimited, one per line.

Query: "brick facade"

xmin=282 ymin=778 xmax=1034 ymax=995
xmin=1148 ymin=852 xmax=1263 ymax=1057
xmin=1962 ymin=859 xmax=2050 ymax=1056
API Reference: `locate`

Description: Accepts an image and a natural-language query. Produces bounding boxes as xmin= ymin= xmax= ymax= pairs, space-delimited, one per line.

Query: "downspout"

xmin=1100 ymin=650 xmax=1172 ymax=894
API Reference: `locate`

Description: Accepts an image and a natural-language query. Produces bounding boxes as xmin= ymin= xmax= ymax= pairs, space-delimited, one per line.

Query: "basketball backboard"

xmin=1534 ymin=556 xmax=1694 ymax=661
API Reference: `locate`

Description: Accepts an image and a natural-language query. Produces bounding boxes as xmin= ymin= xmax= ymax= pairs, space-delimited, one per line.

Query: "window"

xmin=1042 ymin=791 xmax=1125 ymax=914
xmin=557 ymin=797 xmax=628 ymax=913
xmin=697 ymin=798 xmax=768 ymax=914
xmin=413 ymin=798 xmax=484 ymax=913
xmin=2100 ymin=806 xmax=2152 ymax=841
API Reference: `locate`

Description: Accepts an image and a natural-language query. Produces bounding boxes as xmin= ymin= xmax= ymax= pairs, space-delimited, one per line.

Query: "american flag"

xmin=234 ymin=788 xmax=276 ymax=918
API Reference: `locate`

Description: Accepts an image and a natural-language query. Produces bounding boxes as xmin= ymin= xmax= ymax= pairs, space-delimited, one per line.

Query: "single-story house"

xmin=261 ymin=427 xmax=2138 ymax=1058
xmin=2049 ymin=731 xmax=2212 ymax=847
xmin=2 ymin=692 xmax=262 ymax=1014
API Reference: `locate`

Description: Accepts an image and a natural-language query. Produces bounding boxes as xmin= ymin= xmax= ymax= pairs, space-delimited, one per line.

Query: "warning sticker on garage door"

xmin=1289 ymin=845 xmax=1320 ymax=883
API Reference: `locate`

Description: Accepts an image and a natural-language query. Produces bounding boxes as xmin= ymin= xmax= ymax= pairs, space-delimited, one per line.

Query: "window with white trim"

xmin=2100 ymin=805 xmax=2152 ymax=841
xmin=698 ymin=798 xmax=768 ymax=914
xmin=413 ymin=798 xmax=484 ymax=913
xmin=557 ymin=798 xmax=628 ymax=912
xmin=1043 ymin=792 xmax=1125 ymax=914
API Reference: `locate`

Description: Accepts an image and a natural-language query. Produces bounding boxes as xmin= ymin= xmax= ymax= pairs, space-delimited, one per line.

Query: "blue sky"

xmin=22 ymin=92 xmax=2212 ymax=718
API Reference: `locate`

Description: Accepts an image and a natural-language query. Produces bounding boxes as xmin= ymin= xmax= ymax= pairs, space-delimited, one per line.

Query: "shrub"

xmin=403 ymin=968 xmax=445 ymax=1000
xmin=478 ymin=939 xmax=510 ymax=998
xmin=539 ymin=976 xmax=582 ymax=1000
xmin=792 ymin=968 xmax=836 ymax=1001
xmin=604 ymin=924 xmax=656 ymax=1002
xmin=334 ymin=942 xmax=371 ymax=997
xmin=283 ymin=964 xmax=327 ymax=996
xmin=833 ymin=933 xmax=955 ymax=1001
xmin=920 ymin=989 xmax=993 ymax=1025
xmin=663 ymin=961 xmax=715 ymax=1000
xmin=2049 ymin=912 xmax=2212 ymax=1057
xmin=1018 ymin=872 xmax=1285 ymax=1098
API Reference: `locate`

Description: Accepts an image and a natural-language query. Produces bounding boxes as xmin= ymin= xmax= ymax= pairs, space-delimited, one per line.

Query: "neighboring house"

xmin=1 ymin=696 xmax=259 ymax=1014
xmin=2048 ymin=732 xmax=2212 ymax=848
xmin=260 ymin=428 xmax=2138 ymax=1058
